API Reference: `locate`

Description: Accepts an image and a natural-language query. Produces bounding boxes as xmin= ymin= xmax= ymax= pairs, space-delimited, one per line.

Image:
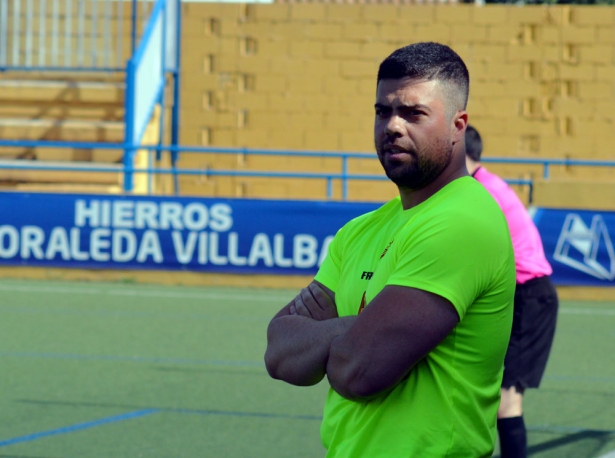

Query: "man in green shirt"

xmin=265 ymin=42 xmax=516 ymax=457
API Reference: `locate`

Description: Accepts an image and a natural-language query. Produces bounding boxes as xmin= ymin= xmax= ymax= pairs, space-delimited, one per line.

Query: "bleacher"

xmin=0 ymin=73 xmax=125 ymax=193
xmin=0 ymin=0 xmax=175 ymax=195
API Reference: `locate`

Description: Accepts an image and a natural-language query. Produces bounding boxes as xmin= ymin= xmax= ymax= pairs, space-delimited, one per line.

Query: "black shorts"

xmin=502 ymin=275 xmax=559 ymax=392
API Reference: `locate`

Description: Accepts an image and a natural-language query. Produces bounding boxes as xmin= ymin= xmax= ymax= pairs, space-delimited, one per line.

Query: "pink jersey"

xmin=473 ymin=167 xmax=552 ymax=284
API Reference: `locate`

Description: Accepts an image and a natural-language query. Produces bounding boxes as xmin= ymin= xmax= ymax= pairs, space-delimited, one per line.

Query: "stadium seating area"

xmin=0 ymin=72 xmax=125 ymax=193
xmin=0 ymin=2 xmax=614 ymax=208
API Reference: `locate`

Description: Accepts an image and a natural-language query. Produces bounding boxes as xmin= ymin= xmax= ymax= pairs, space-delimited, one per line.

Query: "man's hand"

xmin=290 ymin=282 xmax=338 ymax=321
xmin=265 ymin=280 xmax=347 ymax=386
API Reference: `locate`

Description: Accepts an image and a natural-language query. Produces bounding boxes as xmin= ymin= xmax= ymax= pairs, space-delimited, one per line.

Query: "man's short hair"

xmin=377 ymin=42 xmax=470 ymax=115
xmin=465 ymin=125 xmax=483 ymax=162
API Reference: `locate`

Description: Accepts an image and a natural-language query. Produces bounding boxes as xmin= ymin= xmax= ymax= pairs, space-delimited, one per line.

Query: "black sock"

xmin=497 ymin=416 xmax=527 ymax=458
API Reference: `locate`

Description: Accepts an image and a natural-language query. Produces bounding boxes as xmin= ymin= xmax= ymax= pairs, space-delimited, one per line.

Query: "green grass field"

xmin=0 ymin=278 xmax=612 ymax=457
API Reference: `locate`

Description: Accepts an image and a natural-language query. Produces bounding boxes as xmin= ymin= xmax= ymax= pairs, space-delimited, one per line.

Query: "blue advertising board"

xmin=0 ymin=192 xmax=380 ymax=275
xmin=2 ymin=193 xmax=612 ymax=286
xmin=533 ymin=208 xmax=615 ymax=286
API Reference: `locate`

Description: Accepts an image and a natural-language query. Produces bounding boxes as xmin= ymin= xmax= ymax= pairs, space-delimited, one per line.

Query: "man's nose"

xmin=384 ymin=115 xmax=404 ymax=137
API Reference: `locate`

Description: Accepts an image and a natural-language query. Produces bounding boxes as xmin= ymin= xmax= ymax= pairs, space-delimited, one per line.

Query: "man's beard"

xmin=378 ymin=143 xmax=453 ymax=191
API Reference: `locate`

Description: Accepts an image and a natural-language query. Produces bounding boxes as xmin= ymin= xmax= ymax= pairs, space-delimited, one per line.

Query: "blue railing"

xmin=481 ymin=157 xmax=615 ymax=179
xmin=1 ymin=140 xmax=614 ymax=203
xmin=124 ymin=0 xmax=180 ymax=193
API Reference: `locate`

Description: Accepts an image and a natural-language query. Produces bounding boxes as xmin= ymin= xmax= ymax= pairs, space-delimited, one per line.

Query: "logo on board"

xmin=553 ymin=213 xmax=615 ymax=281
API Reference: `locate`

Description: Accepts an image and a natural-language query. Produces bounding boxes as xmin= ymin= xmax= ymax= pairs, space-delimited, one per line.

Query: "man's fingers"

xmin=293 ymin=292 xmax=314 ymax=318
xmin=301 ymin=287 xmax=324 ymax=311
xmin=307 ymin=283 xmax=338 ymax=320
xmin=308 ymin=283 xmax=333 ymax=309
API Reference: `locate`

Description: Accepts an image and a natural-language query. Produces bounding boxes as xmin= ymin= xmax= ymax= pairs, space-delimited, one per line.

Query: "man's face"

xmin=374 ymin=78 xmax=456 ymax=190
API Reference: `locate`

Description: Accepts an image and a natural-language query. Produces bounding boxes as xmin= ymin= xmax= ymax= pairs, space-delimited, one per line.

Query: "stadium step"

xmin=0 ymin=146 xmax=124 ymax=163
xmin=0 ymin=103 xmax=124 ymax=122
xmin=0 ymin=71 xmax=125 ymax=84
xmin=10 ymin=182 xmax=123 ymax=194
xmin=0 ymin=118 xmax=124 ymax=144
xmin=0 ymin=79 xmax=125 ymax=105
xmin=0 ymin=159 xmax=122 ymax=186
xmin=0 ymin=78 xmax=126 ymax=162
xmin=0 ymin=72 xmax=165 ymax=194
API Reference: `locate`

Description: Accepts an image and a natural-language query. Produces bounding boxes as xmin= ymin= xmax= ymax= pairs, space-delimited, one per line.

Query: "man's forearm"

xmin=265 ymin=315 xmax=355 ymax=386
xmin=326 ymin=333 xmax=388 ymax=401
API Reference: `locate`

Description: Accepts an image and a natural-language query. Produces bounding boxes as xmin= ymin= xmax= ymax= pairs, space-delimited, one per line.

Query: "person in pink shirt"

xmin=465 ymin=125 xmax=559 ymax=458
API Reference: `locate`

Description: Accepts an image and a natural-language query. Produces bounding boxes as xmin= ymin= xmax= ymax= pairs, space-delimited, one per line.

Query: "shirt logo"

xmin=361 ymin=271 xmax=373 ymax=280
xmin=380 ymin=239 xmax=394 ymax=259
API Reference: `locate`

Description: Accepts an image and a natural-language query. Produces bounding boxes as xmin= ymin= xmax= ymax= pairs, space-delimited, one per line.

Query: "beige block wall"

xmin=532 ymin=179 xmax=615 ymax=210
xmin=179 ymin=3 xmax=615 ymax=201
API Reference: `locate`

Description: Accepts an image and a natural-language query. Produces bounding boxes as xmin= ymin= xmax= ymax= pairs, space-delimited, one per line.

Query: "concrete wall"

xmin=181 ymin=3 xmax=615 ymax=155
xmin=178 ymin=3 xmax=615 ymax=201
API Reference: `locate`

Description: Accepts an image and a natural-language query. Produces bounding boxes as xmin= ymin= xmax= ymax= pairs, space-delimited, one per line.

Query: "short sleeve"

xmin=314 ymin=227 xmax=344 ymax=293
xmin=386 ymin=211 xmax=511 ymax=319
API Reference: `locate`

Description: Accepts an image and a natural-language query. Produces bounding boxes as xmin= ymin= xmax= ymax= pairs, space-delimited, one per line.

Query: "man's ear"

xmin=452 ymin=111 xmax=468 ymax=144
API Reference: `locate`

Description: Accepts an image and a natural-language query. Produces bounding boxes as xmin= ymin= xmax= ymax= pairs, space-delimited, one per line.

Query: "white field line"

xmin=0 ymin=283 xmax=612 ymax=313
xmin=0 ymin=283 xmax=292 ymax=302
xmin=598 ymin=450 xmax=615 ymax=458
xmin=559 ymin=308 xmax=615 ymax=316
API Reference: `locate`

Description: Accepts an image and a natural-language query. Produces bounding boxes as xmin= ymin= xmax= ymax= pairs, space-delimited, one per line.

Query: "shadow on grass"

xmin=494 ymin=429 xmax=615 ymax=458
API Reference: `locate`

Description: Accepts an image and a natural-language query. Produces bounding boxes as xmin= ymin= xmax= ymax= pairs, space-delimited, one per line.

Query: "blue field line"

xmin=0 ymin=409 xmax=159 ymax=448
xmin=0 ymin=351 xmax=264 ymax=368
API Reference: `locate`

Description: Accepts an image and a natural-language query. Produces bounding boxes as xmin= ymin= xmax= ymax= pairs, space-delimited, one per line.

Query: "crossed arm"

xmin=264 ymin=281 xmax=355 ymax=387
xmin=264 ymin=281 xmax=460 ymax=401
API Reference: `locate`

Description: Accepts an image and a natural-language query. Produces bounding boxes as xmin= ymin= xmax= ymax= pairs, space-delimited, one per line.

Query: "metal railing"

xmin=0 ymin=0 xmax=153 ymax=72
xmin=481 ymin=156 xmax=615 ymax=179
xmin=124 ymin=0 xmax=179 ymax=192
xmin=1 ymin=140 xmax=615 ymax=202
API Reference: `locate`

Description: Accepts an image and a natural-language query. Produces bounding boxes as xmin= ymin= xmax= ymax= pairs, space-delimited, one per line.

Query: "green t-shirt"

xmin=315 ymin=177 xmax=515 ymax=457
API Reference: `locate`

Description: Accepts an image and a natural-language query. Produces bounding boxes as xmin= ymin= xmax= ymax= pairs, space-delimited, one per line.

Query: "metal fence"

xmin=0 ymin=0 xmax=153 ymax=71
xmin=1 ymin=139 xmax=615 ymax=203
xmin=124 ymin=0 xmax=179 ymax=191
